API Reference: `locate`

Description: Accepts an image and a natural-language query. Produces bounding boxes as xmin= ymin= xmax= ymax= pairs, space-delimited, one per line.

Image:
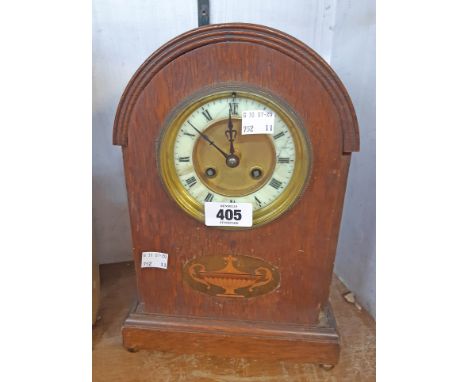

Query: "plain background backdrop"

xmin=93 ymin=0 xmax=376 ymax=318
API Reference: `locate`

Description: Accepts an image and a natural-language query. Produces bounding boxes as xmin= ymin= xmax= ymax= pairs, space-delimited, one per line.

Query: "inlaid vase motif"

xmin=183 ymin=254 xmax=280 ymax=298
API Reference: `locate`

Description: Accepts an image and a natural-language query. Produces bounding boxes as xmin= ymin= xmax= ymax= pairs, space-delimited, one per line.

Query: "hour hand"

xmin=225 ymin=109 xmax=237 ymax=155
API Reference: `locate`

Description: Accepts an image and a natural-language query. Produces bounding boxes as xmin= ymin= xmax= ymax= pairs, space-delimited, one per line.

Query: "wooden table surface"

xmin=93 ymin=262 xmax=375 ymax=381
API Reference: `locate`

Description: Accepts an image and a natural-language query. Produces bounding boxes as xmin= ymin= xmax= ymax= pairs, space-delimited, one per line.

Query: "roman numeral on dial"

xmin=201 ymin=108 xmax=213 ymax=121
xmin=278 ymin=157 xmax=290 ymax=164
xmin=229 ymin=92 xmax=238 ymax=115
xmin=185 ymin=176 xmax=197 ymax=188
xmin=254 ymin=196 xmax=262 ymax=207
xmin=178 ymin=157 xmax=190 ymax=162
xmin=269 ymin=178 xmax=283 ymax=190
xmin=229 ymin=102 xmax=238 ymax=115
xmin=273 ymin=131 xmax=286 ymax=140
xmin=182 ymin=130 xmax=195 ymax=137
xmin=204 ymin=193 xmax=214 ymax=202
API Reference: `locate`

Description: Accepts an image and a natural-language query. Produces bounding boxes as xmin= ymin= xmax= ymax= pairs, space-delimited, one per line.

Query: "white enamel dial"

xmin=172 ymin=94 xmax=296 ymax=211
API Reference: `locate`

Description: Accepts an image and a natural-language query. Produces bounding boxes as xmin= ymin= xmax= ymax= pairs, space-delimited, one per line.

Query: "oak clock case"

xmin=113 ymin=23 xmax=359 ymax=365
xmin=158 ymin=88 xmax=311 ymax=227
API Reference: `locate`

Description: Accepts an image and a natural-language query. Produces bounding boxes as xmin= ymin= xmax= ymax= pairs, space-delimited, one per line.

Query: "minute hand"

xmin=188 ymin=121 xmax=229 ymax=159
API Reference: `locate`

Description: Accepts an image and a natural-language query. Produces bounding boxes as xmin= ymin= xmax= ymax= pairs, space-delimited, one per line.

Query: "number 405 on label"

xmin=204 ymin=202 xmax=253 ymax=227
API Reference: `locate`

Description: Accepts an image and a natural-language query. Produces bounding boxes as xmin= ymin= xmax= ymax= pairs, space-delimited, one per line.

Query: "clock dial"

xmin=173 ymin=94 xmax=296 ymax=211
xmin=159 ymin=88 xmax=311 ymax=227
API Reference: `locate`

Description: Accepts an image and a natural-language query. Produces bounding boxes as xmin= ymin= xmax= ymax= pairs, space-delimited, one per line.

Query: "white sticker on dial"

xmin=204 ymin=202 xmax=253 ymax=227
xmin=241 ymin=110 xmax=275 ymax=135
xmin=141 ymin=252 xmax=168 ymax=269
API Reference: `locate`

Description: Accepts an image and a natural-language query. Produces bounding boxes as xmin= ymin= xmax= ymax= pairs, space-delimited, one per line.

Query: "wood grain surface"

xmin=114 ymin=22 xmax=358 ymax=322
xmin=93 ymin=262 xmax=375 ymax=381
xmin=113 ymin=23 xmax=360 ymax=362
xmin=113 ymin=24 xmax=359 ymax=152
xmin=122 ymin=301 xmax=339 ymax=363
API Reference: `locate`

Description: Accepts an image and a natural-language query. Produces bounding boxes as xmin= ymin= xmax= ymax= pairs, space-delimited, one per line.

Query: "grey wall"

xmin=92 ymin=0 xmax=199 ymax=263
xmin=92 ymin=0 xmax=376 ymax=317
xmin=332 ymin=0 xmax=376 ymax=318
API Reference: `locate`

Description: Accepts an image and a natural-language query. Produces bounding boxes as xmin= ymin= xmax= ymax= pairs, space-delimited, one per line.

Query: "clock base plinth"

xmin=122 ymin=302 xmax=340 ymax=364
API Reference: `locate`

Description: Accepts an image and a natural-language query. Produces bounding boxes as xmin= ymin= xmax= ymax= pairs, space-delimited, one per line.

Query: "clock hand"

xmin=187 ymin=121 xmax=229 ymax=159
xmin=225 ymin=108 xmax=237 ymax=155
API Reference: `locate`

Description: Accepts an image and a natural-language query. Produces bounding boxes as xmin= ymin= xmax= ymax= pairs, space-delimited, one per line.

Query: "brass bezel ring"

xmin=157 ymin=84 xmax=312 ymax=228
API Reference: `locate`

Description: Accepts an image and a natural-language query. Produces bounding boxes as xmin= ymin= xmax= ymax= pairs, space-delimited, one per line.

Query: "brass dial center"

xmin=226 ymin=155 xmax=240 ymax=168
xmin=193 ymin=119 xmax=276 ymax=197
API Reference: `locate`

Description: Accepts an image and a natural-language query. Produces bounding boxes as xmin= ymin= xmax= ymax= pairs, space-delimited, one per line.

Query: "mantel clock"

xmin=113 ymin=23 xmax=359 ymax=366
